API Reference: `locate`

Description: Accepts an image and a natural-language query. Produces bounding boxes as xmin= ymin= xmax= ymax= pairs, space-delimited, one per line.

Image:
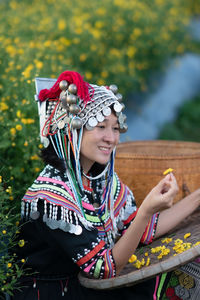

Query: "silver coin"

xmin=69 ymin=224 xmax=76 ymax=234
xmin=58 ymin=120 xmax=65 ymax=129
xmin=118 ymin=113 xmax=126 ymax=124
xmin=30 ymin=211 xmax=40 ymax=220
xmin=48 ymin=219 xmax=59 ymax=230
xmin=43 ymin=137 xmax=50 ymax=148
xmin=85 ymin=123 xmax=94 ymax=131
xmin=74 ymin=225 xmax=83 ymax=235
xmin=43 ymin=214 xmax=48 ymax=222
xmin=113 ymin=102 xmax=122 ymax=113
xmin=88 ymin=117 xmax=98 ymax=127
xmin=102 ymin=107 xmax=111 ymax=116
xmin=96 ymin=112 xmax=104 ymax=123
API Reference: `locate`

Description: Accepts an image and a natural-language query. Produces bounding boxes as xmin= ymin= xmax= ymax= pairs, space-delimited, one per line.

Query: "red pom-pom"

xmin=38 ymin=71 xmax=93 ymax=104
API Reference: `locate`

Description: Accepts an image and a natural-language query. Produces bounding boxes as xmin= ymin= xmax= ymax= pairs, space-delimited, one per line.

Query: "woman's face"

xmin=80 ymin=112 xmax=120 ymax=174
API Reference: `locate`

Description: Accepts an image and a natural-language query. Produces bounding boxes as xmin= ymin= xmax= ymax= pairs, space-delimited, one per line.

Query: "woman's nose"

xmin=103 ymin=128 xmax=115 ymax=143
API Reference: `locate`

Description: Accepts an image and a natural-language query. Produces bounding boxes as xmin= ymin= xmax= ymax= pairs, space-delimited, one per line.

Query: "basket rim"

xmin=116 ymin=140 xmax=200 ymax=159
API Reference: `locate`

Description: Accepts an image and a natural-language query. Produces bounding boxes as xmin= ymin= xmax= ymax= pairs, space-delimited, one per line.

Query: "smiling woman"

xmin=12 ymin=70 xmax=200 ymax=300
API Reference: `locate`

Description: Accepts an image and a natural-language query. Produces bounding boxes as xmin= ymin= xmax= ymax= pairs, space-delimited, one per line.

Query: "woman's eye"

xmin=114 ymin=127 xmax=119 ymax=131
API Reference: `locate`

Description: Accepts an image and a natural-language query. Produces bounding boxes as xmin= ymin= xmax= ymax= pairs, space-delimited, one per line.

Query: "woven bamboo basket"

xmin=115 ymin=140 xmax=200 ymax=207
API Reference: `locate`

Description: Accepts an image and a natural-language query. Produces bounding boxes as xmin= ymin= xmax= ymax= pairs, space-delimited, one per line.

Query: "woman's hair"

xmin=40 ymin=141 xmax=66 ymax=173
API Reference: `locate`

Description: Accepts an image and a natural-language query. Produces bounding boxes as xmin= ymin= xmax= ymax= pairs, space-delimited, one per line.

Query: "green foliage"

xmin=0 ymin=0 xmax=198 ymax=202
xmin=0 ymin=177 xmax=26 ymax=297
xmin=159 ymin=95 xmax=200 ymax=142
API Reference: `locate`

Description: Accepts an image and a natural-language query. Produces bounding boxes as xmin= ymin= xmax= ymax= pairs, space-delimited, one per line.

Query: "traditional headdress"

xmin=35 ymin=70 xmax=128 ymax=232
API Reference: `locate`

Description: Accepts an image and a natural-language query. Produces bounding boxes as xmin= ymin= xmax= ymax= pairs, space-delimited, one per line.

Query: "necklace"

xmin=82 ymin=163 xmax=110 ymax=180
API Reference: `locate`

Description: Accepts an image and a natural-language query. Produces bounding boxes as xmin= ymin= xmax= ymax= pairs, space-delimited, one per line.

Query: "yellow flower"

xmin=144 ymin=252 xmax=148 ymax=256
xmin=146 ymin=257 xmax=150 ymax=266
xmin=16 ymin=124 xmax=22 ymax=131
xmin=0 ymin=102 xmax=9 ymax=111
xmin=21 ymin=259 xmax=25 ymax=263
xmin=24 ymin=141 xmax=28 ymax=147
xmin=163 ymin=168 xmax=174 ymax=175
xmin=2 ymin=230 xmax=7 ymax=234
xmin=184 ymin=233 xmax=191 ymax=239
xmin=10 ymin=128 xmax=16 ymax=136
xmin=35 ymin=167 xmax=40 ymax=173
xmin=129 ymin=254 xmax=137 ymax=263
xmin=79 ymin=54 xmax=87 ymax=62
xmin=134 ymin=260 xmax=142 ymax=269
xmin=7 ymin=263 xmax=12 ymax=268
xmin=38 ymin=144 xmax=43 ymax=149
xmin=58 ymin=19 xmax=66 ymax=31
xmin=0 ymin=175 xmax=2 ymax=183
xmin=18 ymin=239 xmax=25 ymax=247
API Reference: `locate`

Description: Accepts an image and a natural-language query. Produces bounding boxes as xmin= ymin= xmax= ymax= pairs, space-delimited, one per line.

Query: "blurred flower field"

xmin=0 ymin=0 xmax=200 ymax=295
xmin=0 ymin=0 xmax=197 ymax=202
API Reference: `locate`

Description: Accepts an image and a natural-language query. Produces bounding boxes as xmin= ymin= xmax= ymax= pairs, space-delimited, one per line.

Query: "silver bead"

xmin=59 ymin=80 xmax=68 ymax=90
xmin=120 ymin=123 xmax=128 ymax=133
xmin=88 ymin=116 xmax=98 ymax=127
xmin=113 ymin=102 xmax=122 ymax=113
xmin=68 ymin=84 xmax=77 ymax=94
xmin=67 ymin=94 xmax=77 ymax=104
xmin=102 ymin=106 xmax=111 ymax=116
xmin=116 ymin=93 xmax=123 ymax=102
xmin=61 ymin=95 xmax=68 ymax=109
xmin=71 ymin=117 xmax=83 ymax=129
xmin=109 ymin=84 xmax=118 ymax=94
xmin=69 ymin=104 xmax=80 ymax=114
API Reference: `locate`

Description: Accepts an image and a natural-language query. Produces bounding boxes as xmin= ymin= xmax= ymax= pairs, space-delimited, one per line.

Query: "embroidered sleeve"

xmin=116 ymin=184 xmax=160 ymax=244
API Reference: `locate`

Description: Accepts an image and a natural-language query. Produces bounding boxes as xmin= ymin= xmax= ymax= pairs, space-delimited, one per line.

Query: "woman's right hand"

xmin=138 ymin=173 xmax=179 ymax=218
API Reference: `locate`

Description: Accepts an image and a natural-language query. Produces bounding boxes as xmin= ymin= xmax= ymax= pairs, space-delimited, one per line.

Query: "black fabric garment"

xmin=12 ymin=276 xmax=156 ymax=300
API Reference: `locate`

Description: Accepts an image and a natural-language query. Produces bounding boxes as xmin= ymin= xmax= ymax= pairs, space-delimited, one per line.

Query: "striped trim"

xmin=141 ymin=213 xmax=159 ymax=244
xmin=103 ymin=249 xmax=115 ymax=279
xmin=76 ymin=240 xmax=105 ymax=267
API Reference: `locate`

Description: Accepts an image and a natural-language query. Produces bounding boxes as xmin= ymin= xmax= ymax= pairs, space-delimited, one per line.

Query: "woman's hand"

xmin=139 ymin=173 xmax=179 ymax=218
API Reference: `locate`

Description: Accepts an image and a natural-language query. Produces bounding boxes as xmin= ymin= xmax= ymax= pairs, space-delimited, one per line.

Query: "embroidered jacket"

xmin=20 ymin=165 xmax=159 ymax=280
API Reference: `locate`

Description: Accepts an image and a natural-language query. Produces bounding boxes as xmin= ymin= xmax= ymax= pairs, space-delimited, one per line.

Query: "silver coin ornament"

xmin=119 ymin=123 xmax=128 ymax=133
xmin=71 ymin=117 xmax=83 ymax=129
xmin=102 ymin=106 xmax=111 ymax=117
xmin=96 ymin=112 xmax=105 ymax=123
xmin=61 ymin=95 xmax=68 ymax=109
xmin=43 ymin=214 xmax=48 ymax=222
xmin=109 ymin=84 xmax=118 ymax=94
xmin=68 ymin=84 xmax=77 ymax=94
xmin=43 ymin=137 xmax=50 ymax=148
xmin=69 ymin=104 xmax=80 ymax=114
xmin=30 ymin=211 xmax=40 ymax=220
xmin=59 ymin=80 xmax=69 ymax=90
xmin=113 ymin=102 xmax=122 ymax=113
xmin=58 ymin=120 xmax=65 ymax=129
xmin=85 ymin=123 xmax=94 ymax=131
xmin=67 ymin=94 xmax=77 ymax=104
xmin=74 ymin=225 xmax=83 ymax=235
xmin=88 ymin=116 xmax=98 ymax=127
xmin=116 ymin=93 xmax=123 ymax=102
xmin=47 ymin=219 xmax=59 ymax=230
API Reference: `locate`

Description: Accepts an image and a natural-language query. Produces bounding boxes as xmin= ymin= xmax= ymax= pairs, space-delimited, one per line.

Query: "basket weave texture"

xmin=115 ymin=140 xmax=200 ymax=207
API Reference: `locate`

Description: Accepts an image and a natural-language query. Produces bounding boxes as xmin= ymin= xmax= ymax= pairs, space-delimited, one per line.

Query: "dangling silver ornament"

xmin=42 ymin=137 xmax=50 ymax=148
xmin=120 ymin=123 xmax=128 ymax=133
xmin=96 ymin=112 xmax=104 ymax=122
xmin=59 ymin=80 xmax=68 ymax=90
xmin=67 ymin=94 xmax=77 ymax=104
xmin=85 ymin=123 xmax=94 ymax=131
xmin=116 ymin=93 xmax=123 ymax=102
xmin=58 ymin=120 xmax=65 ymax=129
xmin=69 ymin=104 xmax=80 ymax=114
xmin=88 ymin=116 xmax=98 ymax=127
xmin=109 ymin=84 xmax=118 ymax=94
xmin=60 ymin=95 xmax=68 ymax=109
xmin=102 ymin=106 xmax=111 ymax=116
xmin=71 ymin=117 xmax=83 ymax=129
xmin=113 ymin=102 xmax=122 ymax=113
xmin=68 ymin=84 xmax=77 ymax=94
xmin=74 ymin=225 xmax=83 ymax=235
xmin=30 ymin=211 xmax=40 ymax=220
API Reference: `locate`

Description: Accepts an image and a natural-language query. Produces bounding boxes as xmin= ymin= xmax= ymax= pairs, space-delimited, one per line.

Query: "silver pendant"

xmin=58 ymin=120 xmax=65 ymax=129
xmin=102 ymin=107 xmax=111 ymax=116
xmin=43 ymin=214 xmax=48 ymax=222
xmin=74 ymin=225 xmax=83 ymax=235
xmin=48 ymin=219 xmax=59 ymax=230
xmin=43 ymin=137 xmax=50 ymax=148
xmin=96 ymin=112 xmax=104 ymax=122
xmin=88 ymin=117 xmax=98 ymax=127
xmin=85 ymin=122 xmax=94 ymax=131
xmin=113 ymin=102 xmax=122 ymax=113
xmin=30 ymin=211 xmax=40 ymax=220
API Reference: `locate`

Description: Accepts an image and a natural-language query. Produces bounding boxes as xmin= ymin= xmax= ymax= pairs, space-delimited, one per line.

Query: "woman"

xmin=13 ymin=71 xmax=200 ymax=300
